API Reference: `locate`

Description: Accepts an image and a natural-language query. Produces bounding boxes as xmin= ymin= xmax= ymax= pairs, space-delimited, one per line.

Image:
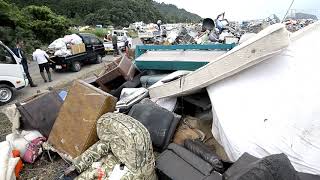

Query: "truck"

xmin=103 ymin=30 xmax=133 ymax=52
xmin=50 ymin=33 xmax=105 ymax=72
xmin=138 ymin=26 xmax=166 ymax=44
xmin=0 ymin=41 xmax=29 ymax=105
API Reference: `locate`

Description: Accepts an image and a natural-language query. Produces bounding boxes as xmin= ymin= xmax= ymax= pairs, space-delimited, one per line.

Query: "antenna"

xmin=282 ymin=0 xmax=295 ymax=22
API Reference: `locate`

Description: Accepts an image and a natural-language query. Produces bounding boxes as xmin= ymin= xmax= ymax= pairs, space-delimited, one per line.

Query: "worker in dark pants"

xmin=32 ymin=46 xmax=52 ymax=83
xmin=112 ymin=33 xmax=119 ymax=56
xmin=12 ymin=40 xmax=37 ymax=87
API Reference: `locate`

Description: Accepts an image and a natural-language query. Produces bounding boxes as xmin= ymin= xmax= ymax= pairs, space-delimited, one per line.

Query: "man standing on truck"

xmin=32 ymin=46 xmax=53 ymax=83
xmin=112 ymin=33 xmax=119 ymax=56
xmin=12 ymin=40 xmax=37 ymax=87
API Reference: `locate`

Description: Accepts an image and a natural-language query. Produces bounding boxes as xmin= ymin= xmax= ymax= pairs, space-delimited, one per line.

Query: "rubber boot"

xmin=47 ymin=72 xmax=52 ymax=82
xmin=29 ymin=79 xmax=38 ymax=87
xmin=40 ymin=72 xmax=47 ymax=83
xmin=26 ymin=73 xmax=37 ymax=87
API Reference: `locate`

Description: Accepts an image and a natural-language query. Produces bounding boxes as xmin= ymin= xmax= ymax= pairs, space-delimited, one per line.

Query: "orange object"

xmin=12 ymin=150 xmax=23 ymax=179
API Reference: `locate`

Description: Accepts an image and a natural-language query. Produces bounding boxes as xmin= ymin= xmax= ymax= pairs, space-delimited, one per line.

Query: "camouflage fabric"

xmin=74 ymin=140 xmax=110 ymax=172
xmin=74 ymin=113 xmax=156 ymax=180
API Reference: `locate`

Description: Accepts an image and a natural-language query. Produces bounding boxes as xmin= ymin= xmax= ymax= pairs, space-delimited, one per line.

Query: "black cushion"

xmin=128 ymin=99 xmax=181 ymax=152
xmin=225 ymin=153 xmax=300 ymax=180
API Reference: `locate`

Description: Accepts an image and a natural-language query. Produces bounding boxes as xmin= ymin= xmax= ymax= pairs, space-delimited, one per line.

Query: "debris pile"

xmin=1 ymin=21 xmax=320 ymax=180
xmin=284 ymin=18 xmax=316 ymax=32
xmin=48 ymin=34 xmax=85 ymax=57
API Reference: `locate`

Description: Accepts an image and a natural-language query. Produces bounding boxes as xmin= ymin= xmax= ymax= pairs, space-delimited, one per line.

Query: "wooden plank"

xmin=149 ymin=24 xmax=290 ymax=99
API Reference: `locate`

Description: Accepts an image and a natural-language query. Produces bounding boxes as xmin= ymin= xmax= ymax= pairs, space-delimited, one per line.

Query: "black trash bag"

xmin=202 ymin=18 xmax=215 ymax=32
xmin=227 ymin=153 xmax=301 ymax=180
xmin=184 ymin=139 xmax=224 ymax=173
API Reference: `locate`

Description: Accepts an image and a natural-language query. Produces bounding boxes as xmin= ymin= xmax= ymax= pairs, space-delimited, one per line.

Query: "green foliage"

xmin=23 ymin=5 xmax=71 ymax=43
xmin=153 ymin=2 xmax=202 ymax=23
xmin=0 ymin=0 xmax=70 ymax=53
xmin=10 ymin=0 xmax=201 ymax=27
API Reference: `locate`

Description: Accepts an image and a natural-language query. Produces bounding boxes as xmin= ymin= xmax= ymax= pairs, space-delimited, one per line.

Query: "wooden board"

xmin=149 ymin=24 xmax=290 ymax=99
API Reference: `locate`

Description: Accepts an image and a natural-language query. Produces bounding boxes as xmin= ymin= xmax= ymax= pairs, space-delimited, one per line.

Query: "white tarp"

xmin=207 ymin=22 xmax=320 ymax=174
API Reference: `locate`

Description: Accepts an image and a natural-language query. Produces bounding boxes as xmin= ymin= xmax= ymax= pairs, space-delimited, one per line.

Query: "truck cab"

xmin=0 ymin=41 xmax=28 ymax=105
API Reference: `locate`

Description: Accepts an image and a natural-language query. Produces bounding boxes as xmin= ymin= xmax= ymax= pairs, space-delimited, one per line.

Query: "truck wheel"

xmin=95 ymin=55 xmax=102 ymax=64
xmin=0 ymin=84 xmax=14 ymax=106
xmin=71 ymin=61 xmax=81 ymax=72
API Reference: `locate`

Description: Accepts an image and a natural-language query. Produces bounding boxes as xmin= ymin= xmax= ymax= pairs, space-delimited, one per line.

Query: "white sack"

xmin=6 ymin=130 xmax=43 ymax=157
xmin=0 ymin=141 xmax=12 ymax=180
xmin=207 ymin=22 xmax=320 ymax=174
xmin=63 ymin=34 xmax=83 ymax=45
xmin=6 ymin=158 xmax=19 ymax=180
xmin=48 ymin=38 xmax=67 ymax=51
xmin=70 ymin=34 xmax=83 ymax=45
xmin=54 ymin=49 xmax=72 ymax=57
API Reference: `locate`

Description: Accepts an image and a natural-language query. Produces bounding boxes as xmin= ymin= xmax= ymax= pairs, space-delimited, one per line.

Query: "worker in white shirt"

xmin=32 ymin=46 xmax=52 ymax=83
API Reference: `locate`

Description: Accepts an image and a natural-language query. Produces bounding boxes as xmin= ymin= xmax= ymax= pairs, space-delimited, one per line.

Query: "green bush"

xmin=93 ymin=28 xmax=108 ymax=38
xmin=0 ymin=1 xmax=70 ymax=53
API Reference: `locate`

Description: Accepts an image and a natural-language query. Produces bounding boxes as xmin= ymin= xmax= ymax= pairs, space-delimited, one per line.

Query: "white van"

xmin=0 ymin=41 xmax=28 ymax=105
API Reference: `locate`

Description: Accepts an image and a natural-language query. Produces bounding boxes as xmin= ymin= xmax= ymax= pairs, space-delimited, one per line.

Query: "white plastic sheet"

xmin=0 ymin=141 xmax=18 ymax=180
xmin=48 ymin=38 xmax=67 ymax=51
xmin=207 ymin=22 xmax=320 ymax=174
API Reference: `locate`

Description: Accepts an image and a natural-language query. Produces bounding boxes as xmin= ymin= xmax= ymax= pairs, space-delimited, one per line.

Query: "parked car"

xmin=0 ymin=41 xmax=29 ymax=105
xmin=50 ymin=33 xmax=105 ymax=72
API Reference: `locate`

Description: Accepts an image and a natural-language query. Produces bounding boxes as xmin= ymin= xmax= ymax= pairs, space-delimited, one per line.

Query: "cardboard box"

xmin=70 ymin=43 xmax=86 ymax=55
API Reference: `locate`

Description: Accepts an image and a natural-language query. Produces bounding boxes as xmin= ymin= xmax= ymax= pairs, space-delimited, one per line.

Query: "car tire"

xmin=0 ymin=84 xmax=14 ymax=106
xmin=71 ymin=61 xmax=81 ymax=72
xmin=95 ymin=55 xmax=102 ymax=64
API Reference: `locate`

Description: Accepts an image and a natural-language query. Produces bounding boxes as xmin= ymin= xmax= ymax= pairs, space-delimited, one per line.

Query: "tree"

xmin=23 ymin=5 xmax=70 ymax=43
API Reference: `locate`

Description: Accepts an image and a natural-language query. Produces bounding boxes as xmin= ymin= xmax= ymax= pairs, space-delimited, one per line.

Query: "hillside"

xmin=10 ymin=0 xmax=202 ymax=26
xmin=153 ymin=2 xmax=202 ymax=23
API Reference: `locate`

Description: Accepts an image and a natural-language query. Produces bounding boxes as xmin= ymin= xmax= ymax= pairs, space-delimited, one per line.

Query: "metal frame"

xmin=135 ymin=43 xmax=236 ymax=59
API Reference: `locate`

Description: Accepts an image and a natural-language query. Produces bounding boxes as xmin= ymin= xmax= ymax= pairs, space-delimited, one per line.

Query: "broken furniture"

xmin=109 ymin=71 xmax=147 ymax=99
xmin=95 ymin=56 xmax=136 ymax=92
xmin=156 ymin=143 xmax=223 ymax=180
xmin=16 ymin=91 xmax=64 ymax=138
xmin=149 ymin=24 xmax=290 ymax=98
xmin=116 ymin=88 xmax=149 ymax=112
xmin=135 ymin=44 xmax=232 ymax=71
xmin=74 ymin=113 xmax=156 ymax=180
xmin=128 ymin=98 xmax=181 ymax=152
xmin=48 ymin=80 xmax=117 ymax=158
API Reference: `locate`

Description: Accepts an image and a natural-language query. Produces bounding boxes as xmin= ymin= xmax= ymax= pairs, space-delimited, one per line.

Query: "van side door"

xmin=0 ymin=44 xmax=26 ymax=86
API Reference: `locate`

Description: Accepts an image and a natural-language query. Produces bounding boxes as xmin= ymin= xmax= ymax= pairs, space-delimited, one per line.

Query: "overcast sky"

xmin=155 ymin=0 xmax=320 ymax=21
